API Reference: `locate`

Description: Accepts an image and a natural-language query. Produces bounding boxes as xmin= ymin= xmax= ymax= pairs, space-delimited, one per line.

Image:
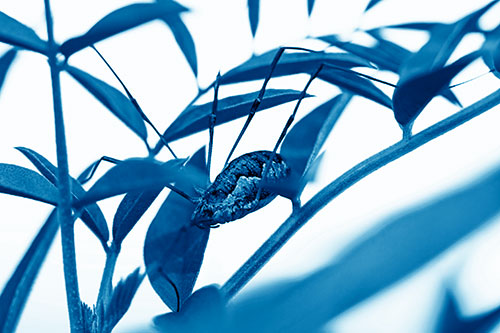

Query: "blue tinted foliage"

xmin=247 ymin=0 xmax=259 ymax=37
xmin=365 ymin=0 xmax=383 ymax=12
xmin=0 ymin=12 xmax=47 ymax=53
xmin=0 ymin=48 xmax=17 ymax=95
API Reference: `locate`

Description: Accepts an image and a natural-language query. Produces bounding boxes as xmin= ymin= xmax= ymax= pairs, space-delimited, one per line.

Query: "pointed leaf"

xmin=103 ymin=268 xmax=145 ymax=331
xmin=0 ymin=12 xmax=47 ymax=54
xmin=318 ymin=68 xmax=392 ymax=108
xmin=0 ymin=211 xmax=58 ymax=333
xmin=365 ymin=0 xmax=383 ymax=12
xmin=144 ymin=147 xmax=209 ymax=312
xmin=247 ymin=0 xmax=259 ymax=37
xmin=76 ymin=158 xmax=185 ymax=207
xmin=307 ymin=0 xmax=315 ymax=16
xmin=60 ymin=2 xmax=188 ymax=57
xmin=0 ymin=163 xmax=58 ymax=205
xmin=163 ymin=89 xmax=312 ymax=142
xmin=221 ymin=50 xmax=373 ymax=85
xmin=482 ymin=25 xmax=500 ymax=79
xmin=393 ymin=52 xmax=479 ymax=127
xmin=154 ymin=285 xmax=226 ymax=333
xmin=381 ymin=22 xmax=443 ymax=32
xmin=160 ymin=11 xmax=198 ymax=77
xmin=229 ymin=160 xmax=500 ymax=332
xmin=0 ymin=48 xmax=17 ymax=95
xmin=66 ymin=66 xmax=148 ymax=141
xmin=16 ymin=147 xmax=109 ymax=246
xmin=113 ymin=188 xmax=163 ymax=247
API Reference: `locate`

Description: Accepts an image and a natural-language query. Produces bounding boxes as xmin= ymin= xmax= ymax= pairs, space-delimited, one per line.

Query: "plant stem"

xmin=44 ymin=0 xmax=83 ymax=331
xmin=221 ymin=88 xmax=500 ymax=300
xmin=96 ymin=244 xmax=119 ymax=309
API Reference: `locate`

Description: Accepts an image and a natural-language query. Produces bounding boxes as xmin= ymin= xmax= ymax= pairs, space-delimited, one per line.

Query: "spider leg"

xmin=207 ymin=72 xmax=221 ymax=182
xmin=224 ymin=46 xmax=321 ymax=167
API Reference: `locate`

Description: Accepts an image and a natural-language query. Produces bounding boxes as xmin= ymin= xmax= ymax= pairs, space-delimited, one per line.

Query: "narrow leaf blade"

xmin=365 ymin=0 xmax=383 ymax=12
xmin=60 ymin=2 xmax=188 ymax=57
xmin=66 ymin=66 xmax=148 ymax=141
xmin=0 ymin=12 xmax=47 ymax=54
xmin=307 ymin=0 xmax=315 ymax=16
xmin=0 ymin=48 xmax=17 ymax=95
xmin=247 ymin=0 xmax=259 ymax=37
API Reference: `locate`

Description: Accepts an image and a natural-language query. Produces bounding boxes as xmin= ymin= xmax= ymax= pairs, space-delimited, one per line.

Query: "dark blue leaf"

xmin=59 ymin=2 xmax=188 ymax=57
xmin=229 ymin=159 xmax=500 ymax=332
xmin=66 ymin=66 xmax=148 ymax=141
xmin=382 ymin=22 xmax=444 ymax=32
xmin=248 ymin=0 xmax=259 ymax=37
xmin=393 ymin=52 xmax=479 ymax=127
xmin=76 ymin=158 xmax=185 ymax=207
xmin=307 ymin=0 xmax=315 ymax=16
xmin=154 ymin=285 xmax=226 ymax=333
xmin=482 ymin=24 xmax=500 ymax=79
xmin=16 ymin=147 xmax=109 ymax=246
xmin=318 ymin=68 xmax=392 ymax=108
xmin=0 ymin=48 xmax=17 ymax=95
xmin=144 ymin=147 xmax=209 ymax=312
xmin=163 ymin=89 xmax=311 ymax=142
xmin=221 ymin=50 xmax=373 ymax=84
xmin=280 ymin=93 xmax=351 ymax=195
xmin=0 ymin=211 xmax=58 ymax=333
xmin=103 ymin=268 xmax=145 ymax=331
xmin=0 ymin=12 xmax=47 ymax=54
xmin=0 ymin=163 xmax=58 ymax=205
xmin=160 ymin=11 xmax=198 ymax=77
xmin=113 ymin=188 xmax=163 ymax=247
xmin=365 ymin=0 xmax=383 ymax=12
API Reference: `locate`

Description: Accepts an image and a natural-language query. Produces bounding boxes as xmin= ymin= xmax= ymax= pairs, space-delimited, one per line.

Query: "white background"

xmin=1 ymin=0 xmax=500 ymax=332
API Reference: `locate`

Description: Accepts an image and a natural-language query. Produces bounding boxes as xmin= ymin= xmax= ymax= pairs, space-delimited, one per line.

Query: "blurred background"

xmin=1 ymin=0 xmax=500 ymax=331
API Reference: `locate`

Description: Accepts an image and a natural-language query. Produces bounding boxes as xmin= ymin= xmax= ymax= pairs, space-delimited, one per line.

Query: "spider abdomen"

xmin=192 ymin=151 xmax=290 ymax=227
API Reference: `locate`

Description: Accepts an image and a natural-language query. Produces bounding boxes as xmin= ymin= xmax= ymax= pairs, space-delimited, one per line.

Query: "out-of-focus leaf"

xmin=16 ymin=147 xmax=109 ymax=246
xmin=382 ymin=22 xmax=444 ymax=32
xmin=318 ymin=68 xmax=392 ymax=108
xmin=393 ymin=52 xmax=479 ymax=127
xmin=76 ymin=158 xmax=185 ymax=207
xmin=103 ymin=268 xmax=145 ymax=332
xmin=280 ymin=93 xmax=351 ymax=196
xmin=0 ymin=48 xmax=17 ymax=95
xmin=434 ymin=289 xmax=500 ymax=333
xmin=0 ymin=211 xmax=58 ymax=333
xmin=154 ymin=285 xmax=226 ymax=333
xmin=59 ymin=1 xmax=188 ymax=57
xmin=163 ymin=89 xmax=311 ymax=143
xmin=0 ymin=163 xmax=58 ymax=205
xmin=482 ymin=25 xmax=500 ymax=79
xmin=307 ymin=0 xmax=315 ymax=16
xmin=364 ymin=0 xmax=383 ymax=12
xmin=80 ymin=302 xmax=98 ymax=333
xmin=221 ymin=50 xmax=373 ymax=85
xmin=229 ymin=159 xmax=500 ymax=333
xmin=144 ymin=147 xmax=209 ymax=312
xmin=160 ymin=11 xmax=198 ymax=77
xmin=248 ymin=0 xmax=259 ymax=37
xmin=0 ymin=12 xmax=47 ymax=54
xmin=66 ymin=66 xmax=148 ymax=141
xmin=113 ymin=188 xmax=163 ymax=247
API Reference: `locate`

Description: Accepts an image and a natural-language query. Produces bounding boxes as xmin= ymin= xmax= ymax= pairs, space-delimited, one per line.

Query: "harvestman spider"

xmin=80 ymin=46 xmax=396 ymax=228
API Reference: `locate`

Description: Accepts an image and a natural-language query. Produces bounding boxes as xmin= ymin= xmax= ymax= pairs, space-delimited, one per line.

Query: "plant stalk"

xmin=44 ymin=0 xmax=83 ymax=331
xmin=221 ymin=88 xmax=500 ymax=300
xmin=96 ymin=244 xmax=119 ymax=309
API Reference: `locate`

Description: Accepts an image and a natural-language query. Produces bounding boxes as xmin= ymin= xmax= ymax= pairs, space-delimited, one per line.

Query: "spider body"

xmin=191 ymin=151 xmax=290 ymax=228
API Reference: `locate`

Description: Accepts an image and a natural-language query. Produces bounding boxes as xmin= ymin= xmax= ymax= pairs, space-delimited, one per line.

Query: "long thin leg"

xmin=224 ymin=46 xmax=320 ymax=166
xmin=256 ymin=64 xmax=325 ymax=201
xmin=207 ymin=72 xmax=221 ymax=181
xmin=91 ymin=45 xmax=178 ymax=159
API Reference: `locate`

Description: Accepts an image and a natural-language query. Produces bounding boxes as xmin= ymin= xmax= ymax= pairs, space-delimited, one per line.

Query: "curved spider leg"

xmin=224 ymin=46 xmax=322 ymax=167
xmin=91 ymin=45 xmax=178 ymax=158
xmin=256 ymin=64 xmax=325 ymax=206
xmin=207 ymin=72 xmax=221 ymax=182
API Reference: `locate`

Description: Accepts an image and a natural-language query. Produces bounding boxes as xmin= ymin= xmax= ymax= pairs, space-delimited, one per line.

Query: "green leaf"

xmin=16 ymin=147 xmax=109 ymax=247
xmin=144 ymin=147 xmax=209 ymax=312
xmin=0 ymin=48 xmax=17 ymax=95
xmin=0 ymin=211 xmax=58 ymax=333
xmin=221 ymin=50 xmax=373 ymax=85
xmin=393 ymin=51 xmax=479 ymax=127
xmin=76 ymin=158 xmax=185 ymax=207
xmin=59 ymin=1 xmax=188 ymax=57
xmin=229 ymin=159 xmax=500 ymax=332
xmin=0 ymin=163 xmax=58 ymax=205
xmin=66 ymin=66 xmax=148 ymax=142
xmin=0 ymin=12 xmax=47 ymax=54
xmin=318 ymin=68 xmax=392 ymax=108
xmin=163 ymin=89 xmax=312 ymax=142
xmin=248 ymin=0 xmax=259 ymax=37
